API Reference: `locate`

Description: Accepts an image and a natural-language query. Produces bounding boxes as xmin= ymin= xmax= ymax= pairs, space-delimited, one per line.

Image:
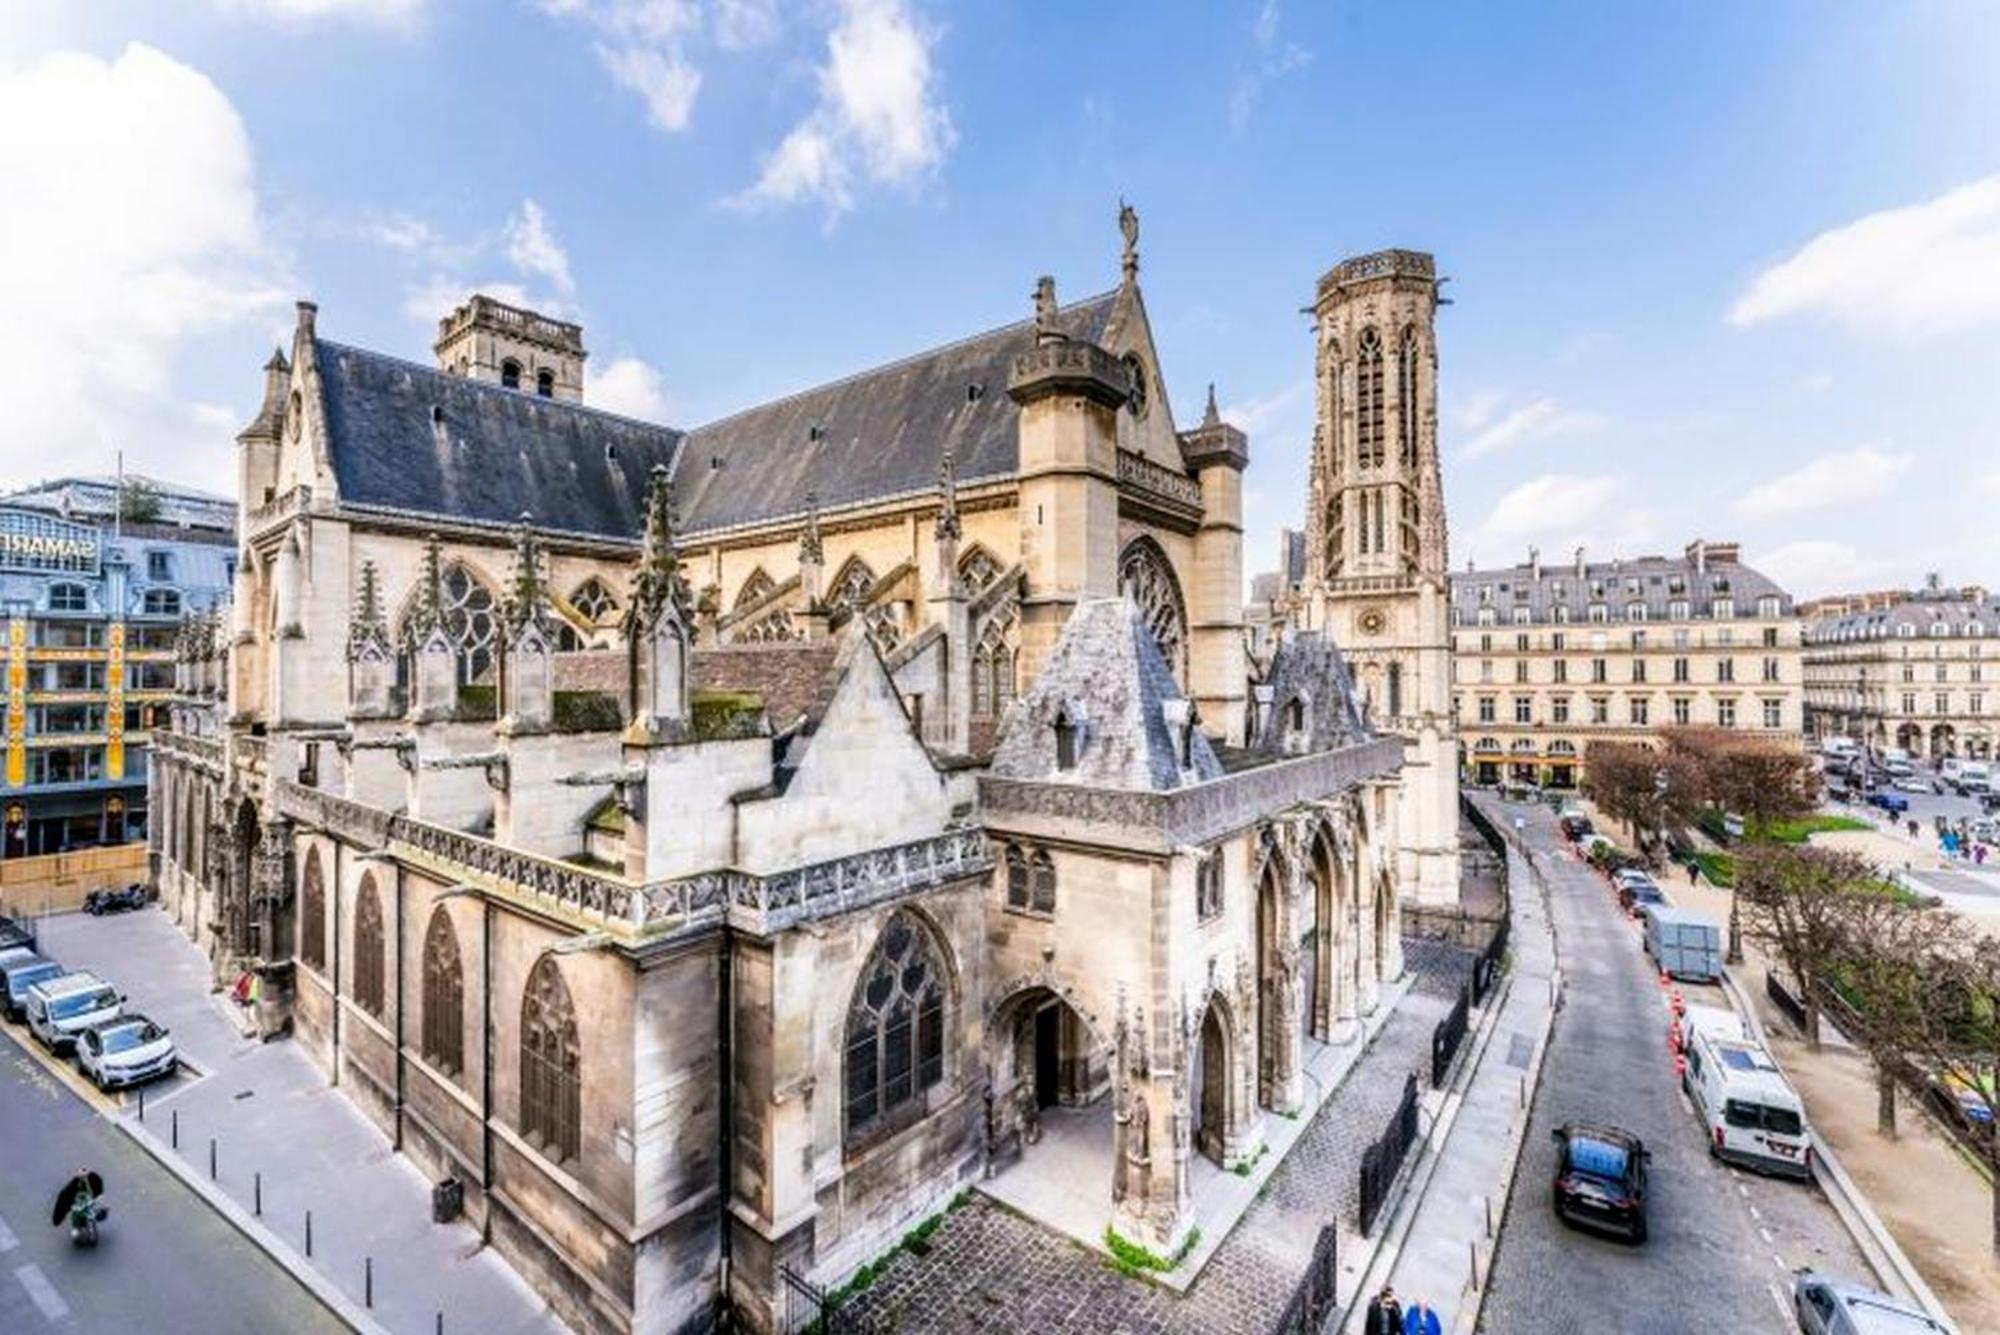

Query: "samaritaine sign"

xmin=0 ymin=510 xmax=100 ymax=575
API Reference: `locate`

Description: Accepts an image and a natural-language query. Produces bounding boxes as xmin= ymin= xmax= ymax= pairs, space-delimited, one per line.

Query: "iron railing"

xmin=1432 ymin=983 xmax=1471 ymax=1087
xmin=1358 ymin=1072 xmax=1421 ymax=1235
xmin=779 ymin=1265 xmax=872 ymax=1335
xmin=1269 ymin=1224 xmax=1340 ymax=1335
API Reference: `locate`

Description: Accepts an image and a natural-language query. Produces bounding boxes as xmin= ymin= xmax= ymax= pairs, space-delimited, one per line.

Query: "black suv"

xmin=1551 ymin=1122 xmax=1650 ymax=1242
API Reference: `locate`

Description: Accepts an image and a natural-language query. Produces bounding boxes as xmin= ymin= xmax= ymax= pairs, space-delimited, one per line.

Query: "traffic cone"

xmin=1670 ymin=1019 xmax=1683 ymax=1052
xmin=1671 ymin=990 xmax=1686 ymax=1016
xmin=1674 ymin=1052 xmax=1688 ymax=1080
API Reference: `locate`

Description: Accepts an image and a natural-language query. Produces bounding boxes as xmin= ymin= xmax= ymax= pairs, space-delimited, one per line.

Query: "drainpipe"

xmin=717 ymin=924 xmax=736 ymax=1321
xmin=393 ymin=862 xmax=405 ymax=1150
xmin=481 ymin=895 xmax=492 ymax=1230
xmin=330 ymin=842 xmax=342 ymax=1086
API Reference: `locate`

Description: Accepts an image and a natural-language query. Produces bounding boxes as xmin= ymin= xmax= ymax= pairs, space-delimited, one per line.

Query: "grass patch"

xmin=1690 ymin=851 xmax=1736 ymax=888
xmin=822 ymin=1198 xmax=963 ymax=1308
xmin=1231 ymin=1144 xmax=1271 ymax=1175
xmin=1103 ymin=1224 xmax=1201 ymax=1277
xmin=1764 ymin=815 xmax=1872 ymax=844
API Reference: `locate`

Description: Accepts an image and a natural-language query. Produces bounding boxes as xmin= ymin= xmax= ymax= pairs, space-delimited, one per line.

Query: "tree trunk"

xmin=1803 ymin=974 xmax=1822 ymax=1050
xmin=1877 ymin=1068 xmax=1897 ymax=1137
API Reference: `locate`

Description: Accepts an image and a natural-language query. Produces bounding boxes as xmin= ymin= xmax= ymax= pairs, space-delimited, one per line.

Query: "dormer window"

xmin=501 ymin=359 xmax=522 ymax=390
xmin=536 ymin=368 xmax=555 ymax=398
xmin=1054 ymin=705 xmax=1078 ymax=771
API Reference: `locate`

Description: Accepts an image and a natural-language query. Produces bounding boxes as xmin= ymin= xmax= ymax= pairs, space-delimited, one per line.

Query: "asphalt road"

xmin=0 ymin=1022 xmax=344 ymax=1334
xmin=1479 ymin=800 xmax=1872 ymax=1335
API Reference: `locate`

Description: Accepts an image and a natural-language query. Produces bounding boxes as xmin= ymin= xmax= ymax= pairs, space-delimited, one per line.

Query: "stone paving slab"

xmin=842 ymin=941 xmax=1476 ymax=1334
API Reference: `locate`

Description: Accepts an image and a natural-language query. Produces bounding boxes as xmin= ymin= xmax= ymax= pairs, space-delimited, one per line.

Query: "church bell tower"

xmin=1305 ymin=249 xmax=1459 ymax=905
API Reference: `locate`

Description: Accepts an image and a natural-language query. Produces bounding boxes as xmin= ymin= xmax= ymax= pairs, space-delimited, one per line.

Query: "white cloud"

xmin=1218 ymin=377 xmax=1309 ymax=436
xmin=596 ymin=41 xmax=703 ymax=132
xmin=585 ymin=357 xmax=669 ymax=420
xmin=712 ymin=0 xmax=779 ymax=49
xmin=0 ymin=44 xmax=287 ymax=491
xmin=1463 ymin=473 xmax=1665 ymax=568
xmin=1733 ymin=444 xmax=1912 ymax=519
xmin=504 ymin=199 xmax=574 ymax=294
xmin=1729 ymin=174 xmax=2000 ymax=338
xmin=1477 ymin=473 xmax=1622 ymax=540
xmin=400 ymin=276 xmax=541 ymax=327
xmin=1747 ymin=541 xmax=1893 ymax=598
xmin=1228 ymin=0 xmax=1312 ymax=130
xmin=731 ymin=0 xmax=954 ymax=218
xmin=1452 ymin=390 xmax=1506 ymax=434
xmin=214 ymin=0 xmax=425 ymax=25
xmin=544 ymin=1 xmax=707 ymax=132
xmin=1457 ymin=395 xmax=1604 ymax=460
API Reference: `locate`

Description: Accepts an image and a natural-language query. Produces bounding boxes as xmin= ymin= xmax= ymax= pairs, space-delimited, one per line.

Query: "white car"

xmin=75 ymin=1014 xmax=176 ymax=1091
xmin=1892 ymin=776 xmax=1935 ymax=794
xmin=24 ymin=973 xmax=122 ymax=1054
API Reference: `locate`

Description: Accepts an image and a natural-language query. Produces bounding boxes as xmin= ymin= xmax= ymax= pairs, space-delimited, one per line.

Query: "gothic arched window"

xmin=1357 ymin=327 xmax=1385 ymax=469
xmin=353 ymin=872 xmax=385 ymax=1017
xmin=734 ymin=568 xmax=777 ymax=610
xmin=536 ymin=368 xmax=555 ymax=398
xmin=828 ymin=557 xmax=876 ymax=613
xmin=1118 ymin=538 xmax=1188 ymax=683
xmin=421 ymin=907 xmax=464 ymax=1078
xmin=521 ymin=956 xmax=581 ymax=1163
xmin=401 ymin=565 xmax=500 ymax=688
xmin=501 ymin=359 xmax=522 ymax=391
xmin=1398 ymin=325 xmax=1420 ymax=468
xmin=844 ymin=910 xmax=948 ymax=1142
xmin=569 ymin=578 xmax=617 ymax=625
xmin=299 ymin=847 xmax=325 ymax=972
xmin=958 ymin=546 xmax=1003 ymax=595
xmin=971 ymin=611 xmax=1017 ymax=719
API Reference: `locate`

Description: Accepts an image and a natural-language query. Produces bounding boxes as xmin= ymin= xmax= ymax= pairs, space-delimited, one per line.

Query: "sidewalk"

xmin=37 ymin=909 xmax=566 ymax=1335
xmin=1367 ymin=831 xmax=1558 ymax=1333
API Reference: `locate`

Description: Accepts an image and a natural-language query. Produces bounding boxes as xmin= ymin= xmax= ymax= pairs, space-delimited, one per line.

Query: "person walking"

xmin=1363 ymin=1285 xmax=1403 ymax=1335
xmin=1688 ymin=858 xmax=1702 ymax=886
xmin=1402 ymin=1299 xmax=1443 ymax=1335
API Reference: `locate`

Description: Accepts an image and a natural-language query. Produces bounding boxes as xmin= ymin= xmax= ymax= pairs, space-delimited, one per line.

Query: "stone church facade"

xmin=150 ymin=221 xmax=1431 ymax=1333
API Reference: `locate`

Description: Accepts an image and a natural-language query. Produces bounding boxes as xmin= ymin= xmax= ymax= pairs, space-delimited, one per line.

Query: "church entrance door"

xmin=1195 ymin=1002 xmax=1229 ymax=1166
xmin=1033 ymin=1003 xmax=1061 ymax=1108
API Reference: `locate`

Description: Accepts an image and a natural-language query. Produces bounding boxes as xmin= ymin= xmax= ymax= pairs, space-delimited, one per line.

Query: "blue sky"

xmin=3 ymin=1 xmax=1997 ymax=598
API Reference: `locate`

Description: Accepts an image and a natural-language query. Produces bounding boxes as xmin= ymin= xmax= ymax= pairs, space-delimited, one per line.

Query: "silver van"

xmin=1793 ymin=1270 xmax=1953 ymax=1333
xmin=24 ymin=972 xmax=122 ymax=1054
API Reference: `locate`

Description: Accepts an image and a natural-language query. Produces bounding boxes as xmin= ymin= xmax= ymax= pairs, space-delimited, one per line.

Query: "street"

xmin=1480 ymin=798 xmax=1871 ymax=1334
xmin=0 ymin=1020 xmax=344 ymax=1333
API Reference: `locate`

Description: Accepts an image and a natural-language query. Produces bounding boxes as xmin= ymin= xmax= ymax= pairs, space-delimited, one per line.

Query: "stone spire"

xmin=410 ymin=533 xmax=446 ymax=642
xmin=627 ymin=465 xmax=685 ymax=637
xmin=1118 ymin=198 xmax=1139 ymax=283
xmin=799 ymin=490 xmax=824 ymax=567
xmin=1202 ymin=382 xmax=1220 ymax=428
xmin=1032 ymin=276 xmax=1060 ymax=342
xmin=503 ymin=512 xmax=554 ymax=638
xmin=934 ymin=449 xmax=961 ymax=543
xmin=348 ymin=559 xmax=391 ymax=660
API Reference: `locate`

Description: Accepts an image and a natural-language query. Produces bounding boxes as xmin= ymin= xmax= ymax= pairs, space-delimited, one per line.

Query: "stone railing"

xmin=1327 ymin=573 xmax=1418 ymax=596
xmin=245 ymin=484 xmax=310 ymax=538
xmin=981 ymin=736 xmax=1404 ymax=850
xmin=151 ymin=730 xmax=224 ymax=776
xmin=1116 ymin=449 xmax=1203 ymax=511
xmin=234 ymin=733 xmax=269 ymax=775
xmin=271 ymin=775 xmax=990 ymax=940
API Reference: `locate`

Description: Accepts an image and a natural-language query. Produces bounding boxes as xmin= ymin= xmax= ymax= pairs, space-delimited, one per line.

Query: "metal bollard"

xmin=1484 ymin=1195 xmax=1493 ymax=1238
xmin=436 ymin=1315 xmax=444 ymax=1335
xmin=254 ymin=1171 xmax=262 ymax=1217
xmin=365 ymin=1256 xmax=373 ymax=1309
xmin=171 ymin=1108 xmax=179 ymax=1149
xmin=137 ymin=1086 xmax=145 ymax=1122
xmin=1469 ymin=1239 xmax=1481 ymax=1290
xmin=209 ymin=1138 xmax=217 ymax=1181
xmin=305 ymin=1210 xmax=313 ymax=1258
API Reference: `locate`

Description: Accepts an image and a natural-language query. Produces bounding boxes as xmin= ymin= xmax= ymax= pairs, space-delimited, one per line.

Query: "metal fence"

xmin=778 ymin=1265 xmax=871 ymax=1335
xmin=1431 ymin=984 xmax=1471 ymax=1088
xmin=1471 ymin=910 xmax=1511 ymax=1008
xmin=1358 ymin=1072 xmax=1421 ymax=1235
xmin=1269 ymin=1224 xmax=1340 ymax=1335
xmin=1766 ymin=971 xmax=1807 ymax=1032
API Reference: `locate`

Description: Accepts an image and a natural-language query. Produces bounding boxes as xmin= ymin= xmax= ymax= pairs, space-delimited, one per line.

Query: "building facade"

xmin=1291 ymin=250 xmax=1461 ymax=905
xmin=1802 ymin=577 xmax=1998 ymax=759
xmin=1449 ymin=541 xmax=1802 ymax=788
xmin=150 ymin=222 xmax=1419 ymax=1334
xmin=0 ymin=478 xmax=233 ymax=856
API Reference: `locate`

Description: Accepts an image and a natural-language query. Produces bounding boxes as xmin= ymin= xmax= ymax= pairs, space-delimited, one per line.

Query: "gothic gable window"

xmin=401 ymin=565 xmax=500 ymax=687
xmin=299 ymin=848 xmax=325 ymax=972
xmin=828 ymin=556 xmax=877 ymax=614
xmin=734 ymin=568 xmax=777 ymax=610
xmin=1356 ymin=326 xmax=1385 ymax=469
xmin=353 ymin=872 xmax=385 ymax=1018
xmin=1118 ymin=537 xmax=1188 ymax=684
xmin=844 ymin=910 xmax=948 ymax=1143
xmin=971 ymin=612 xmax=1017 ymax=719
xmin=421 ymin=907 xmax=464 ymax=1078
xmin=569 ymin=578 xmax=617 ymax=625
xmin=958 ymin=545 xmax=1003 ymax=595
xmin=520 ymin=956 xmax=581 ymax=1163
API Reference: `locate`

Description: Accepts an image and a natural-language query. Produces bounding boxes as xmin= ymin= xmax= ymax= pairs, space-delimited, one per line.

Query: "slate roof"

xmin=990 ymin=596 xmax=1222 ymax=792
xmin=4 ymin=476 xmax=236 ymax=535
xmin=314 ymin=340 xmax=683 ymax=540
xmin=1805 ymin=593 xmax=2000 ymax=643
xmin=1450 ymin=549 xmax=1791 ymax=622
xmin=1251 ymin=631 xmax=1372 ymax=755
xmin=674 ymin=291 xmax=1120 ymax=535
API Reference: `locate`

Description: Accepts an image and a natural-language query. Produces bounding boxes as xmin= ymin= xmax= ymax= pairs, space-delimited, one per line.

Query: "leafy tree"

xmin=1824 ymin=892 xmax=1953 ymax=1135
xmin=118 ymin=476 xmax=163 ymax=525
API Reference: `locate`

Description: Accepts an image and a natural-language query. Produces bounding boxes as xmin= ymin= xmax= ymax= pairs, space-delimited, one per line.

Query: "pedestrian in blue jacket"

xmin=1402 ymin=1299 xmax=1442 ymax=1335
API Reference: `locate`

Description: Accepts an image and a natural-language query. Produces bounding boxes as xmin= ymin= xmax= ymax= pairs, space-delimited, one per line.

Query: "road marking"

xmin=1773 ymin=1252 xmax=1788 ymax=1272
xmin=0 ymin=1213 xmax=15 ymax=1253
xmin=1759 ymin=1226 xmax=1775 ymax=1244
xmin=1748 ymin=1203 xmax=1762 ymax=1221
xmin=15 ymin=1264 xmax=68 ymax=1321
xmin=1769 ymin=1282 xmax=1792 ymax=1324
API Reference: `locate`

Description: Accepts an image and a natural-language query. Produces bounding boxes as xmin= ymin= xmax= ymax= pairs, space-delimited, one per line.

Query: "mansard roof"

xmin=990 ymin=596 xmax=1222 ymax=792
xmin=315 ymin=340 xmax=683 ymax=540
xmin=1251 ymin=630 xmax=1372 ymax=755
xmin=674 ymin=290 xmax=1119 ymax=536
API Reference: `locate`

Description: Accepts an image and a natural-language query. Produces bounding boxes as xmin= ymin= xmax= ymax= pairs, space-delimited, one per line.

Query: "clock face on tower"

xmin=1357 ymin=607 xmax=1388 ymax=636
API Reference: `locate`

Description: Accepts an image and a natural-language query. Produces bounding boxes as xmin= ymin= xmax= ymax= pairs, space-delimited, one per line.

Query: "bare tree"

xmin=1824 ymin=896 xmax=1956 ymax=1136
xmin=1736 ymin=842 xmax=1878 ymax=1049
xmin=1583 ymin=741 xmax=1702 ymax=859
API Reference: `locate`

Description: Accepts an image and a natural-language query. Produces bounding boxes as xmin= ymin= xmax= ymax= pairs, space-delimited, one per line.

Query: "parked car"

xmin=1683 ymin=1027 xmax=1811 ymax=1178
xmin=1867 ymin=790 xmax=1910 ymax=814
xmin=0 ymin=918 xmax=34 ymax=954
xmin=1616 ymin=873 xmax=1666 ymax=912
xmin=1550 ymin=1122 xmax=1650 ymax=1242
xmin=1792 ymin=1270 xmax=1954 ymax=1334
xmin=1924 ymin=1071 xmax=1995 ymax=1144
xmin=24 ymin=973 xmax=123 ymax=1054
xmin=1559 ymin=815 xmax=1595 ymax=843
xmin=83 ymin=883 xmax=149 ymax=916
xmin=0 ymin=953 xmax=64 ymax=1022
xmin=1892 ymin=776 xmax=1936 ymax=795
xmin=74 ymin=1014 xmax=176 ymax=1091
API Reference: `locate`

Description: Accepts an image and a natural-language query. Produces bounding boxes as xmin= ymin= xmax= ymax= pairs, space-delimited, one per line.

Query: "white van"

xmin=1953 ymin=762 xmax=1992 ymax=794
xmin=1820 ymin=737 xmax=1860 ymax=759
xmin=1682 ymin=1027 xmax=1811 ymax=1179
xmin=25 ymin=972 xmax=122 ymax=1054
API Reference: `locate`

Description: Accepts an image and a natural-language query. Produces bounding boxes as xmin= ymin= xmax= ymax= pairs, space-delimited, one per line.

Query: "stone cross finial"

xmin=799 ymin=490 xmax=824 ymax=566
xmin=1119 ymin=199 xmax=1139 ymax=281
xmin=627 ymin=465 xmax=684 ymax=637
xmin=1032 ymin=275 xmax=1058 ymax=338
xmin=504 ymin=512 xmax=553 ymax=638
xmin=1202 ymin=382 xmax=1220 ymax=428
xmin=934 ymin=450 xmax=961 ymax=543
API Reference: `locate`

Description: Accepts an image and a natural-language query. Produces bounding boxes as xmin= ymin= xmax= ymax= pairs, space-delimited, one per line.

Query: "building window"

xmin=844 ymin=910 xmax=947 ymax=1144
xmin=1054 ymin=706 xmax=1078 ymax=770
xmin=501 ymin=359 xmax=522 ymax=390
xmin=1511 ymin=606 xmax=1530 ymax=625
xmin=535 ymin=368 xmax=555 ymax=398
xmin=147 ymin=552 xmax=172 ymax=580
xmin=1763 ymin=657 xmax=1781 ymax=683
xmin=1903 ymin=692 xmax=1917 ymax=714
xmin=1118 ymin=538 xmax=1188 ymax=684
xmin=1397 ymin=326 xmax=1420 ymax=467
xmin=299 ymin=849 xmax=325 ymax=972
xmin=520 ymin=956 xmax=581 ymax=1164
xmin=1356 ymin=327 xmax=1385 ymax=468
xmin=1718 ymin=698 xmax=1738 ymax=728
xmin=1516 ymin=633 xmax=1531 ymax=652
xmin=569 ymin=578 xmax=617 ymax=624
xmin=1717 ymin=659 xmax=1735 ymax=684
xmin=1715 ymin=598 xmax=1735 ymax=620
xmin=1630 ymin=697 xmax=1650 ymax=726
xmin=1477 ymin=696 xmax=1496 ymax=724
xmin=1632 ymin=659 xmax=1647 ymax=684
xmin=1588 ymin=604 xmax=1608 ymax=623
xmin=1936 ymin=692 xmax=1950 ymax=715
xmin=1667 ymin=599 xmax=1689 ymax=621
xmin=1003 ymin=844 xmax=1057 ymax=915
xmin=1552 ymin=696 xmax=1571 ymax=723
xmin=1763 ymin=627 xmax=1779 ymax=648
xmin=353 ymin=873 xmax=385 ymax=1018
xmin=972 ymin=617 xmax=1018 ymax=720
xmin=1762 ymin=699 xmax=1783 ymax=729
xmin=1196 ymin=850 xmax=1224 ymax=921
xmin=1591 ymin=697 xmax=1609 ymax=724
xmin=1627 ymin=603 xmax=1647 ymax=622
xmin=1514 ymin=697 xmax=1532 ymax=724
xmin=1553 ymin=660 xmax=1568 ymax=684
xmin=1591 ymin=658 xmax=1607 ymax=684
xmin=1479 ymin=659 xmax=1493 ymax=683
xmin=1554 ymin=605 xmax=1571 ymax=624
xmin=421 ymin=907 xmax=463 ymax=1078
xmin=1514 ymin=661 xmax=1528 ymax=684
xmin=48 ymin=583 xmax=87 ymax=613
xmin=142 ymin=589 xmax=181 ymax=617
xmin=1672 ymin=696 xmax=1692 ymax=726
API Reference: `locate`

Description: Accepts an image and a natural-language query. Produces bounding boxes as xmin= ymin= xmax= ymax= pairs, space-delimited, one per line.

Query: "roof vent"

xmin=710 ymin=455 xmax=723 ymax=471
xmin=430 ymin=405 xmax=444 ymax=426
xmin=605 ymin=442 xmax=619 ymax=463
xmin=807 ymin=424 xmax=826 ymax=444
xmin=966 ymin=383 xmax=984 ymax=404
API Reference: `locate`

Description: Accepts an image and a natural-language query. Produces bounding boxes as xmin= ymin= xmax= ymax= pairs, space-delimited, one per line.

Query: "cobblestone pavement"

xmin=842 ymin=941 xmax=1475 ymax=1334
